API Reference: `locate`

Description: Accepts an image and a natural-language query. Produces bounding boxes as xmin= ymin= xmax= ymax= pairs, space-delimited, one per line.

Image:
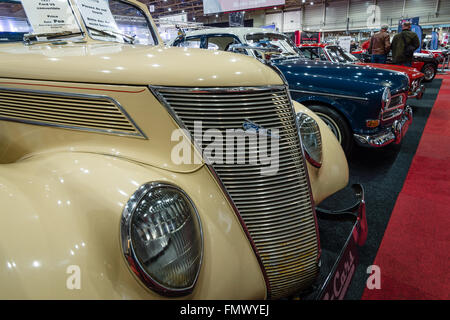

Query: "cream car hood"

xmin=0 ymin=42 xmax=283 ymax=87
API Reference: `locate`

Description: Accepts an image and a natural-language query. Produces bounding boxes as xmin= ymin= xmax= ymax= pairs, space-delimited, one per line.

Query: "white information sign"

xmin=21 ymin=0 xmax=81 ymax=34
xmin=159 ymin=13 xmax=188 ymax=24
xmin=338 ymin=36 xmax=352 ymax=53
xmin=75 ymin=0 xmax=120 ymax=33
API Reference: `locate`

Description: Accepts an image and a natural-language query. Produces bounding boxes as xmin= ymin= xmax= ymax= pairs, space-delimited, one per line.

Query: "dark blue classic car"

xmin=171 ymin=28 xmax=412 ymax=154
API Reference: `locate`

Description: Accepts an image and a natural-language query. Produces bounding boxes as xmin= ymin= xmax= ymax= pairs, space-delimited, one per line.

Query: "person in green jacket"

xmin=391 ymin=21 xmax=421 ymax=67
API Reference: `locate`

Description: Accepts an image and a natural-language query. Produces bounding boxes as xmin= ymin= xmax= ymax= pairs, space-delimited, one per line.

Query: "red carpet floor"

xmin=362 ymin=73 xmax=450 ymax=300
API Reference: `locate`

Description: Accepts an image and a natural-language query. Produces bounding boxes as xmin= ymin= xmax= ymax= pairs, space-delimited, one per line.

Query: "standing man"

xmin=391 ymin=21 xmax=421 ymax=67
xmin=368 ymin=25 xmax=391 ymax=64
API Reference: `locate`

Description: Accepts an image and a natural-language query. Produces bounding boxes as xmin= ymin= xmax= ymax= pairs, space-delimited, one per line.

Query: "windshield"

xmin=325 ymin=45 xmax=359 ymax=63
xmin=245 ymin=33 xmax=303 ymax=58
xmin=0 ymin=1 xmax=32 ymax=43
xmin=0 ymin=0 xmax=157 ymax=45
xmin=77 ymin=0 xmax=157 ymax=45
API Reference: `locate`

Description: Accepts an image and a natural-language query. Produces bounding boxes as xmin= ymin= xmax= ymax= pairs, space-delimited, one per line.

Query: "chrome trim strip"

xmin=120 ymin=182 xmax=203 ymax=297
xmin=150 ymin=85 xmax=286 ymax=93
xmin=0 ymin=86 xmax=147 ymax=139
xmin=381 ymin=108 xmax=403 ymax=121
xmin=289 ymin=89 xmax=370 ymax=101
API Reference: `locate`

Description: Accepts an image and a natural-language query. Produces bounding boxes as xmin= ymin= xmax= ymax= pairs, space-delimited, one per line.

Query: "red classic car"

xmin=299 ymin=43 xmax=425 ymax=99
xmin=422 ymin=49 xmax=445 ymax=63
xmin=351 ymin=49 xmax=438 ymax=82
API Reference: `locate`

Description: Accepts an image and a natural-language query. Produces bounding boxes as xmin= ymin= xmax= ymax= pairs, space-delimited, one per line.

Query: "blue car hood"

xmin=274 ymin=58 xmax=409 ymax=96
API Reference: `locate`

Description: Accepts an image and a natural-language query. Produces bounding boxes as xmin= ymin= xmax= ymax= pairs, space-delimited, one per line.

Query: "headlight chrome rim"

xmin=296 ymin=112 xmax=323 ymax=168
xmin=382 ymin=87 xmax=392 ymax=109
xmin=120 ymin=182 xmax=203 ymax=297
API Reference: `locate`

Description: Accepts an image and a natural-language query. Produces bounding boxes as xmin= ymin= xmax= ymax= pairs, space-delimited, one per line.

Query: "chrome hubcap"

xmin=424 ymin=66 xmax=435 ymax=80
xmin=317 ymin=112 xmax=342 ymax=143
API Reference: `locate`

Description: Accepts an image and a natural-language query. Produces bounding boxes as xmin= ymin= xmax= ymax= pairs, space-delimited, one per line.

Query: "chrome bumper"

xmin=315 ymin=184 xmax=368 ymax=247
xmin=315 ymin=184 xmax=367 ymax=300
xmin=293 ymin=184 xmax=367 ymax=300
xmin=354 ymin=106 xmax=413 ymax=148
xmin=409 ymin=84 xmax=425 ymax=99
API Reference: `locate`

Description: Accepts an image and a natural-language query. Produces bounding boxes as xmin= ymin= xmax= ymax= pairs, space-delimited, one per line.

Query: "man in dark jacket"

xmin=368 ymin=25 xmax=391 ymax=63
xmin=391 ymin=21 xmax=421 ymax=67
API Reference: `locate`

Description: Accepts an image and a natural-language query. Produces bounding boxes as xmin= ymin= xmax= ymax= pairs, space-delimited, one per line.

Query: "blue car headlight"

xmin=382 ymin=87 xmax=391 ymax=109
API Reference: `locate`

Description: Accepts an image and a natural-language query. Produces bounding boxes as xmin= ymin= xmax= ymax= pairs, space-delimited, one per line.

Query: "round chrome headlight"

xmin=382 ymin=87 xmax=391 ymax=109
xmin=121 ymin=182 xmax=203 ymax=296
xmin=296 ymin=112 xmax=323 ymax=168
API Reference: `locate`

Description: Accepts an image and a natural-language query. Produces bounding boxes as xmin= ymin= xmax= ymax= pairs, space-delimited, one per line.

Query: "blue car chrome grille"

xmin=383 ymin=94 xmax=406 ymax=121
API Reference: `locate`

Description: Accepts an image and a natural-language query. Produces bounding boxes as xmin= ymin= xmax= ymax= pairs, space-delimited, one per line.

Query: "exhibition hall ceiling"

xmin=140 ymin=0 xmax=326 ymax=20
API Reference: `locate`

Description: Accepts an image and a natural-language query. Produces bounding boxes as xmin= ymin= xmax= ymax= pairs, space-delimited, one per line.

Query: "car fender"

xmin=0 ymin=152 xmax=265 ymax=299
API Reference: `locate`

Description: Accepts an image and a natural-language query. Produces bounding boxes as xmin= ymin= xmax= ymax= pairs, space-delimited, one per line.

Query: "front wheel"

xmin=307 ymin=104 xmax=353 ymax=155
xmin=422 ymin=63 xmax=437 ymax=82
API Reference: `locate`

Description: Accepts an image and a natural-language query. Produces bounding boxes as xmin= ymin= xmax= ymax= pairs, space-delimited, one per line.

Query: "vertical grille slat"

xmin=155 ymin=86 xmax=319 ymax=299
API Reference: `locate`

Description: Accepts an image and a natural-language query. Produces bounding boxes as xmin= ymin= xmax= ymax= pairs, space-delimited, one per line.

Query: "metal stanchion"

xmin=443 ymin=55 xmax=450 ymax=71
xmin=438 ymin=54 xmax=449 ymax=74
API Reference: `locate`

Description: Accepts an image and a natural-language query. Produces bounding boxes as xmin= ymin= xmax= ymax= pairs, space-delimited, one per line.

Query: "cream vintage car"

xmin=0 ymin=0 xmax=366 ymax=299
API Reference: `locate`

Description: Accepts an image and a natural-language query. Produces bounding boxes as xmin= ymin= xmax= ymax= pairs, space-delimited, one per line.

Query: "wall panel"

xmin=325 ymin=0 xmax=348 ymax=30
xmin=283 ymin=10 xmax=301 ymax=32
xmin=303 ymin=2 xmax=325 ymax=30
xmin=263 ymin=0 xmax=450 ymax=32
xmin=348 ymin=0 xmax=373 ymax=30
xmin=265 ymin=12 xmax=283 ymax=30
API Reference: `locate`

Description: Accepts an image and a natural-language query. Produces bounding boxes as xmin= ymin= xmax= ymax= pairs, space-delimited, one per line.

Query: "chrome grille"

xmin=382 ymin=93 xmax=406 ymax=121
xmin=153 ymin=86 xmax=319 ymax=299
xmin=410 ymin=79 xmax=421 ymax=94
xmin=389 ymin=95 xmax=404 ymax=109
xmin=0 ymin=88 xmax=145 ymax=137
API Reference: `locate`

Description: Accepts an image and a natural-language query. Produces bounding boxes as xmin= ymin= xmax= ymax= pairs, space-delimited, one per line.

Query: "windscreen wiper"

xmin=23 ymin=31 xmax=83 ymax=44
xmin=86 ymin=26 xmax=136 ymax=44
